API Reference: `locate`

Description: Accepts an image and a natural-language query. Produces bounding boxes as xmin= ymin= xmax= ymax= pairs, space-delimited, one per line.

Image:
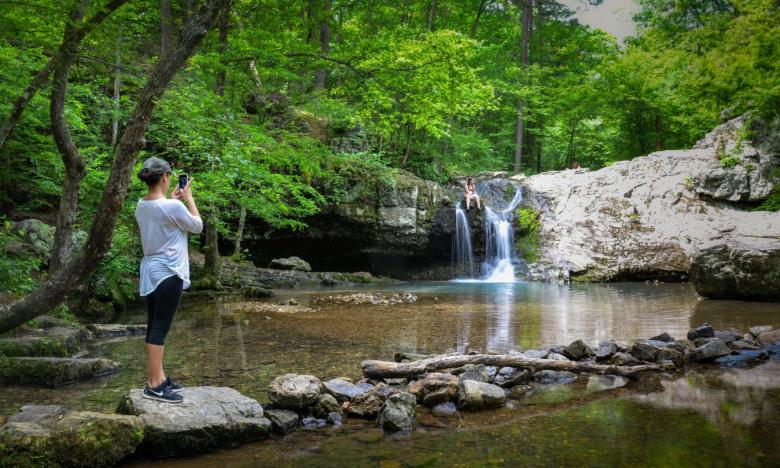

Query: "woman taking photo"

xmin=135 ymin=157 xmax=202 ymax=403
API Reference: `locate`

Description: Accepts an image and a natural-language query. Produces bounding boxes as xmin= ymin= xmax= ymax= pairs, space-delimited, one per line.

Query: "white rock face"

xmin=517 ymin=115 xmax=779 ymax=292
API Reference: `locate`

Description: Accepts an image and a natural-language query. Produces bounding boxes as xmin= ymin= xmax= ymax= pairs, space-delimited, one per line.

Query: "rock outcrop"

xmin=519 ymin=114 xmax=779 ymax=300
xmin=117 ymin=386 xmax=271 ymax=458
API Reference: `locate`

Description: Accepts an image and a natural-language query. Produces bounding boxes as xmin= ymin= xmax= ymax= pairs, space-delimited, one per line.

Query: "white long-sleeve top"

xmin=135 ymin=198 xmax=203 ymax=296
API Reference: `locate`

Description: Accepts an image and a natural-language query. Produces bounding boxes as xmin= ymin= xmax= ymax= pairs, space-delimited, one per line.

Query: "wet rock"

xmin=268 ymin=374 xmax=322 ymax=410
xmin=265 ymin=409 xmax=300 ymax=434
xmin=323 ymin=378 xmax=366 ymax=402
xmin=485 ymin=366 xmax=498 ymax=382
xmin=629 ymin=342 xmax=660 ymax=362
xmin=649 ymin=332 xmax=674 ymax=343
xmin=609 ymin=352 xmax=641 ymax=366
xmin=85 ymin=323 xmax=147 ymax=339
xmin=493 ymin=367 xmax=530 ymax=388
xmin=385 ymin=377 xmax=408 ymax=386
xmin=533 ymin=370 xmax=577 ymax=385
xmin=0 ymin=405 xmax=143 ymax=467
xmin=0 ymin=357 xmax=121 ymax=387
xmin=454 ymin=364 xmax=490 ymax=383
xmin=408 ymin=373 xmax=460 ymax=407
xmin=314 ymin=393 xmax=342 ymax=419
xmin=240 ymin=286 xmax=275 ymax=298
xmin=562 ymin=339 xmax=594 ymax=361
xmin=749 ymin=325 xmax=773 ymax=338
xmin=546 ymin=352 xmax=569 ymax=361
xmin=458 ymin=380 xmax=506 ymax=410
xmin=327 ymin=412 xmax=343 ymax=426
xmin=301 ymin=417 xmax=327 ymax=430
xmin=378 ymin=392 xmax=416 ymax=432
xmin=714 ymin=350 xmax=769 ymax=368
xmin=269 ymin=256 xmax=311 ymax=272
xmin=118 ymin=386 xmax=270 ymax=458
xmin=687 ymin=323 xmax=715 ymax=340
xmin=347 ymin=383 xmax=394 ymax=418
xmin=431 ymin=402 xmax=459 ymax=418
xmin=714 ymin=329 xmax=742 ymax=343
xmin=729 ymin=340 xmax=761 ymax=351
xmin=757 ymin=329 xmax=780 ymax=346
xmin=693 ymin=337 xmax=721 ymax=347
xmin=586 ymin=375 xmax=628 ymax=392
xmin=595 ymin=341 xmax=619 ymax=361
xmin=522 ymin=349 xmax=549 ymax=359
xmin=690 ymin=340 xmax=732 ymax=362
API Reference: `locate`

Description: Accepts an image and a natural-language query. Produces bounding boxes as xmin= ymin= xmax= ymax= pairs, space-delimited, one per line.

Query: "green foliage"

xmin=0 ymin=220 xmax=42 ymax=294
xmin=719 ymin=156 xmax=741 ymax=168
xmin=515 ymin=206 xmax=542 ymax=263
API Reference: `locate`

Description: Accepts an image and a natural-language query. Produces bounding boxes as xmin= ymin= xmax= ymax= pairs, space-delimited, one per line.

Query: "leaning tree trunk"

xmin=512 ymin=0 xmax=532 ymax=174
xmin=0 ymin=0 xmax=229 ymax=334
xmin=0 ymin=0 xmax=129 ymax=150
xmin=362 ymin=353 xmax=674 ymax=379
xmin=49 ymin=0 xmax=90 ymax=275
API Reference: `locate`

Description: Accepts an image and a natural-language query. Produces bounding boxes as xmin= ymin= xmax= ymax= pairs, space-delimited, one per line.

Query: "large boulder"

xmin=268 ymin=374 xmax=322 ymax=409
xmin=378 ymin=392 xmax=416 ymax=432
xmin=458 ymin=380 xmax=506 ymax=410
xmin=0 ymin=405 xmax=143 ymax=467
xmin=519 ymin=114 xmax=780 ymax=292
xmin=0 ymin=357 xmax=121 ymax=387
xmin=493 ymin=367 xmax=530 ymax=388
xmin=562 ymin=339 xmax=594 ymax=361
xmin=117 ymin=386 xmax=271 ymax=458
xmin=690 ymin=340 xmax=732 ymax=362
xmin=690 ymin=237 xmax=780 ymax=301
xmin=269 ymin=256 xmax=312 ymax=272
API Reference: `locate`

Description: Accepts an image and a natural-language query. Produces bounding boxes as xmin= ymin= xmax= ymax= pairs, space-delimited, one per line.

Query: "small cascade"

xmin=452 ymin=202 xmax=475 ymax=278
xmin=451 ymin=179 xmax=523 ymax=283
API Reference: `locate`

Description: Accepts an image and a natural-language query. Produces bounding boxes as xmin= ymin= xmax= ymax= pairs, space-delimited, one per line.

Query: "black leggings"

xmin=145 ymin=275 xmax=183 ymax=345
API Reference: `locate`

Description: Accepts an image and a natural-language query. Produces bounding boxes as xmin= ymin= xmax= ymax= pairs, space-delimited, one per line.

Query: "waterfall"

xmin=451 ymin=180 xmax=523 ymax=283
xmin=452 ymin=202 xmax=475 ymax=278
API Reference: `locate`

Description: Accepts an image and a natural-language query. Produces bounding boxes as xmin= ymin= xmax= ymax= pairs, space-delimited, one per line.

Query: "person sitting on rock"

xmin=464 ymin=177 xmax=481 ymax=210
xmin=135 ymin=157 xmax=202 ymax=404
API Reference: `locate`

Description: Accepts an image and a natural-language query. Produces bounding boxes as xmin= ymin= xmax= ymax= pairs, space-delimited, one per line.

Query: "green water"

xmin=2 ymin=282 xmax=779 ymax=466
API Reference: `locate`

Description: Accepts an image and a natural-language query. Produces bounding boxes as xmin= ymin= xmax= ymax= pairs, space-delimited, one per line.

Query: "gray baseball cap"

xmin=141 ymin=157 xmax=172 ymax=175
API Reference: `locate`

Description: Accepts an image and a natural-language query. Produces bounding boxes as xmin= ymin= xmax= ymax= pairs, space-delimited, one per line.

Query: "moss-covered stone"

xmin=515 ymin=206 xmax=541 ymax=264
xmin=0 ymin=405 xmax=144 ymax=467
xmin=0 ymin=325 xmax=86 ymax=358
xmin=0 ymin=357 xmax=121 ymax=387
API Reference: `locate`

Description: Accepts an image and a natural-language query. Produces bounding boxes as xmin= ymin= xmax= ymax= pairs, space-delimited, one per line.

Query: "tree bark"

xmin=655 ymin=111 xmax=663 ymax=150
xmin=233 ymin=205 xmax=246 ymax=257
xmin=314 ymin=0 xmax=331 ymax=90
xmin=0 ymin=0 xmax=129 ymax=150
xmin=49 ymin=0 xmax=89 ymax=275
xmin=0 ymin=0 xmax=229 ymax=334
xmin=512 ymin=0 xmax=533 ymax=174
xmin=362 ymin=353 xmax=674 ymax=379
xmin=471 ymin=0 xmax=488 ymax=37
xmin=401 ymin=123 xmax=414 ymax=167
xmin=161 ymin=0 xmax=173 ymax=56
xmin=110 ymin=28 xmax=123 ymax=146
xmin=427 ymin=0 xmax=437 ymax=31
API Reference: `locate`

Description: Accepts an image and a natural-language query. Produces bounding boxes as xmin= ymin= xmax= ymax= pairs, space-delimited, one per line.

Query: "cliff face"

xmin=518 ymin=115 xmax=779 ymax=300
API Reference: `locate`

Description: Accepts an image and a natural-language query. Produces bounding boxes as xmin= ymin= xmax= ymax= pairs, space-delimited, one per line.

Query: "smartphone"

xmin=178 ymin=173 xmax=188 ymax=190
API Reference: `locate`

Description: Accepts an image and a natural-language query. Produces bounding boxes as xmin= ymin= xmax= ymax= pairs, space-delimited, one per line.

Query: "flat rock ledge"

xmin=117 ymin=386 xmax=271 ymax=458
xmin=0 ymin=357 xmax=121 ymax=387
xmin=0 ymin=404 xmax=144 ymax=467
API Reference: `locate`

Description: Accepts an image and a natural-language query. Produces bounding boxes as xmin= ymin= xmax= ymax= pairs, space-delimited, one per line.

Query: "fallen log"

xmin=363 ymin=353 xmax=674 ymax=379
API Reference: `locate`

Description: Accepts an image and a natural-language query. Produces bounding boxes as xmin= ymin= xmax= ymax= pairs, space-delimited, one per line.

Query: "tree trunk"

xmin=512 ymin=0 xmax=533 ymax=174
xmin=401 ymin=123 xmax=414 ymax=167
xmin=655 ymin=111 xmax=663 ymax=150
xmin=0 ymin=0 xmax=228 ymax=334
xmin=215 ymin=2 xmax=229 ymax=95
xmin=314 ymin=0 xmax=331 ymax=90
xmin=566 ymin=121 xmax=576 ymax=168
xmin=233 ymin=205 xmax=246 ymax=257
xmin=0 ymin=0 xmax=129 ymax=150
xmin=161 ymin=0 xmax=173 ymax=56
xmin=471 ymin=0 xmax=487 ymax=37
xmin=110 ymin=29 xmax=123 ymax=146
xmin=427 ymin=0 xmax=437 ymax=31
xmin=49 ymin=0 xmax=89 ymax=275
xmin=362 ymin=353 xmax=674 ymax=379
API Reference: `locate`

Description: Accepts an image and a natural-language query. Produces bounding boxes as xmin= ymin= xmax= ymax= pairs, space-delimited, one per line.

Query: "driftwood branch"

xmin=363 ymin=354 xmax=674 ymax=379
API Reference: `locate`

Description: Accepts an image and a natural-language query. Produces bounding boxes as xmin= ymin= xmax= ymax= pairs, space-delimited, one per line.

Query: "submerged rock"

xmin=687 ymin=323 xmax=715 ymax=341
xmin=0 ymin=357 xmax=121 ymax=387
xmin=268 ymin=374 xmax=322 ymax=410
xmin=690 ymin=340 xmax=732 ymax=362
xmin=0 ymin=405 xmax=143 ymax=467
xmin=117 ymin=386 xmax=271 ymax=458
xmin=458 ymin=380 xmax=506 ymax=410
xmin=301 ymin=417 xmax=327 ymax=430
xmin=431 ymin=402 xmax=459 ymax=418
xmin=715 ymin=350 xmax=769 ymax=368
xmin=269 ymin=256 xmax=312 ymax=272
xmin=533 ymin=370 xmax=577 ymax=385
xmin=378 ymin=392 xmax=416 ymax=432
xmin=265 ymin=409 xmax=300 ymax=434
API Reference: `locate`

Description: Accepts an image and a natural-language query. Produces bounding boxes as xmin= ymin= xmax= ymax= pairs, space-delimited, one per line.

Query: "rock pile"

xmin=312 ymin=292 xmax=418 ymax=305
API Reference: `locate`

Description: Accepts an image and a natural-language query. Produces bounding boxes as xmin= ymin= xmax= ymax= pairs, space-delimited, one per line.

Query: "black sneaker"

xmin=143 ymin=382 xmax=184 ymax=403
xmin=164 ymin=376 xmax=184 ymax=393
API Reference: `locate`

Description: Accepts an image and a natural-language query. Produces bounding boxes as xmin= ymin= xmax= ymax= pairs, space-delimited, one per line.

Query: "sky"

xmin=559 ymin=0 xmax=640 ymax=43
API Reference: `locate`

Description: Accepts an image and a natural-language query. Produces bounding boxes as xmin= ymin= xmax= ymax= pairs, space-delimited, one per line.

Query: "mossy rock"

xmin=515 ymin=206 xmax=542 ymax=263
xmin=0 ymin=357 xmax=121 ymax=387
xmin=0 ymin=326 xmax=86 ymax=358
xmin=240 ymin=286 xmax=275 ymax=298
xmin=0 ymin=405 xmax=144 ymax=467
